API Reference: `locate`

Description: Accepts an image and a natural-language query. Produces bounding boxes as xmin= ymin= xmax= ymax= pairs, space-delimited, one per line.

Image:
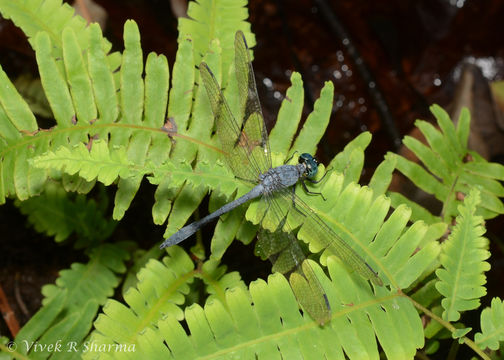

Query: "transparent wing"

xmin=256 ymin=195 xmax=332 ymax=325
xmin=275 ymin=188 xmax=383 ymax=287
xmin=233 ymin=30 xmax=271 ymax=173
xmin=198 ymin=31 xmax=271 ymax=180
xmin=200 ymin=63 xmax=261 ymax=180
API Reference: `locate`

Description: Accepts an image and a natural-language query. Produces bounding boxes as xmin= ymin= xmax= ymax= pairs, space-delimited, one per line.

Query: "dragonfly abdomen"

xmin=160 ymin=184 xmax=265 ymax=248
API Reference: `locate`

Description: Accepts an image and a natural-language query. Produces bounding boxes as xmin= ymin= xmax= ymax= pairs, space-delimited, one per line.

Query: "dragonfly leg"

xmin=284 ymin=151 xmax=298 ymax=164
xmin=300 ymin=180 xmax=327 ymax=201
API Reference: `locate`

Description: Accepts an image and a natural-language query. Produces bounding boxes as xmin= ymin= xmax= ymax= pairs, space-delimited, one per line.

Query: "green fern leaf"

xmin=435 ymin=189 xmax=491 ymax=321
xmin=83 ymin=246 xmax=195 ymax=359
xmin=32 ymin=140 xmax=132 ymax=185
xmin=12 ymin=243 xmax=129 ymax=358
xmin=387 ymin=105 xmax=504 ymax=223
xmin=0 ymin=64 xmax=42 ymax=202
xmin=111 ymin=259 xmax=424 ymax=360
xmin=369 ymin=152 xmax=396 ymax=197
xmin=178 ymin=0 xmax=252 ymax=85
xmin=0 ymin=21 xmax=121 ymax=204
xmin=11 ymin=289 xmax=68 ymax=358
xmin=63 ymin=27 xmax=97 ymax=124
xmin=17 ymin=182 xmax=116 ymax=243
xmin=34 ymin=31 xmax=75 ymax=126
xmin=84 ymin=246 xmax=246 ymax=358
xmin=82 ymin=246 xmax=435 ymax=359
xmin=329 ymin=132 xmax=372 ymax=185
xmin=269 ymin=72 xmax=304 ymax=155
xmin=291 ymin=81 xmax=334 ymax=156
xmin=200 ymin=259 xmax=247 ymax=304
xmin=0 ymin=0 xmax=113 ymax=62
xmin=166 ymin=37 xmax=194 ymax=140
xmin=40 ymin=244 xmax=129 ymax=309
xmin=475 ymin=297 xmax=504 ymax=350
xmin=0 ymin=65 xmax=37 ymax=133
xmin=88 ymin=25 xmax=120 ymax=125
xmin=111 ymin=20 xmax=149 ymax=220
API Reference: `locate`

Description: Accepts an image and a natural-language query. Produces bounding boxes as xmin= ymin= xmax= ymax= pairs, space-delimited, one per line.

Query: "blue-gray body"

xmin=159 ymin=162 xmax=307 ymax=248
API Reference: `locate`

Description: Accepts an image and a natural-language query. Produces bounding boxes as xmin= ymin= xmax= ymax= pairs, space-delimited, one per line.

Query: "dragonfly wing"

xmin=256 ymin=195 xmax=331 ymax=325
xmin=233 ymin=30 xmax=272 ymax=173
xmin=278 ymin=188 xmax=383 ymax=287
xmin=200 ymin=63 xmax=261 ymax=181
xmin=198 ymin=31 xmax=272 ymax=180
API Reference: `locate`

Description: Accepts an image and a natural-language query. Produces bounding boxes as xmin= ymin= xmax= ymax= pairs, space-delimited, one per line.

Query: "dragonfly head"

xmin=299 ymin=153 xmax=319 ymax=178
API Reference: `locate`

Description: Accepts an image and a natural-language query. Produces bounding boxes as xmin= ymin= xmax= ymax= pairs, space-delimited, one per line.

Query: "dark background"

xmin=1 ymin=1 xmax=504 ymax=358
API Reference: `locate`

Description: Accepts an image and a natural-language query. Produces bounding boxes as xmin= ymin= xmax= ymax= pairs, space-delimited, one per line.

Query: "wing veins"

xmin=199 ymin=63 xmax=265 ymax=180
xmin=278 ymin=189 xmax=383 ymax=286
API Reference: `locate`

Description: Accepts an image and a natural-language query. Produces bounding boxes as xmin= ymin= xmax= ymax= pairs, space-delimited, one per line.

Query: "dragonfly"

xmin=160 ymin=30 xmax=382 ymax=324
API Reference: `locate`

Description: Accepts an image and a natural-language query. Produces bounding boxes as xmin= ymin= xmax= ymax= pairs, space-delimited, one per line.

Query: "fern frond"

xmin=0 ymin=24 xmax=115 ymax=203
xmin=268 ymin=72 xmax=305 ymax=155
xmin=199 ymin=259 xmax=247 ymax=304
xmin=90 ymin=259 xmax=424 ymax=360
xmin=0 ymin=65 xmax=38 ymax=134
xmin=16 ymin=181 xmax=116 ymax=244
xmin=329 ymin=132 xmax=372 ymax=185
xmin=435 ymin=189 xmax=491 ymax=321
xmin=1 ymin=20 xmax=176 ymax=210
xmin=291 ymin=81 xmax=334 ymax=156
xmin=178 ymin=0 xmax=252 ymax=85
xmin=386 ymin=105 xmax=504 ymax=223
xmin=0 ymin=0 xmax=114 ymax=62
xmin=0 ymin=63 xmax=43 ymax=202
xmin=11 ymin=243 xmax=129 ymax=359
xmin=475 ymin=297 xmax=504 ymax=351
xmin=82 ymin=246 xmax=195 ymax=359
xmin=369 ymin=152 xmax=396 ymax=197
xmin=41 ymin=243 xmax=130 ymax=309
xmin=33 ymin=140 xmax=133 ymax=186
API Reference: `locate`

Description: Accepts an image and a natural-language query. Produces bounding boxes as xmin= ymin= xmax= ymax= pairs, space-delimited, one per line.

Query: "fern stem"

xmin=408 ymin=296 xmax=491 ymax=360
xmin=440 ymin=172 xmax=460 ymax=223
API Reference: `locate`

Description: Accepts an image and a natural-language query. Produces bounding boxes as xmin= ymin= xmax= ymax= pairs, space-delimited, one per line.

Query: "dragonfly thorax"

xmin=298 ymin=153 xmax=319 ymax=179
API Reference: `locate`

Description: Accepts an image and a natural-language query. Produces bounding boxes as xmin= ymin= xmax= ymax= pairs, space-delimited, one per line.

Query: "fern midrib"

xmin=66 ymin=246 xmax=112 ymax=305
xmin=197 ymin=292 xmax=399 ymax=359
xmin=1 ymin=122 xmax=225 ymax=158
xmin=440 ymin=166 xmax=463 ymax=223
xmin=445 ymin=216 xmax=471 ymax=318
xmin=126 ymin=268 xmax=196 ymax=344
xmin=197 ymin=268 xmax=229 ymax=310
xmin=474 ymin=329 xmax=500 ymax=347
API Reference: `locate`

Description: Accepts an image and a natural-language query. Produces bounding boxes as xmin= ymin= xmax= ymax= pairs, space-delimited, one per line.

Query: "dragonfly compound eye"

xmin=299 ymin=153 xmax=318 ymax=178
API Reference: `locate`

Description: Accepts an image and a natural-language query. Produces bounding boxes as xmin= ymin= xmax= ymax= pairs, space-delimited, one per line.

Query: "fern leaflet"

xmin=9 ymin=243 xmax=129 ymax=359
xmin=435 ymin=189 xmax=491 ymax=321
xmin=386 ymin=105 xmax=504 ymax=223
xmin=475 ymin=297 xmax=504 ymax=351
